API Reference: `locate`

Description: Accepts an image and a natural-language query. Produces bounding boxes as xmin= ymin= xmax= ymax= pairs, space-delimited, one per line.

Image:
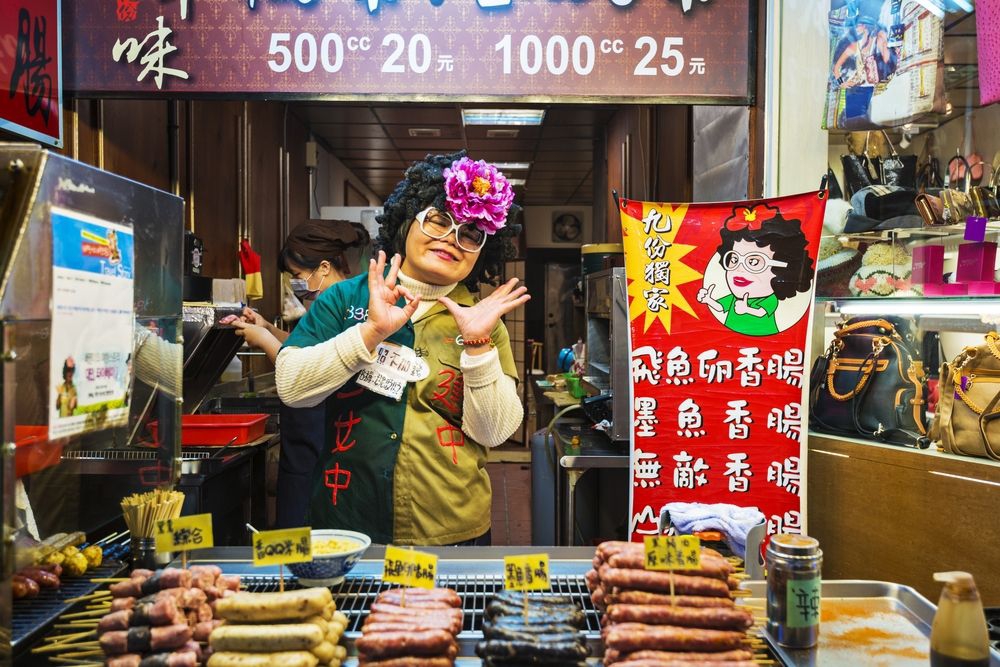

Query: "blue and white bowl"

xmin=287 ymin=529 xmax=370 ymax=586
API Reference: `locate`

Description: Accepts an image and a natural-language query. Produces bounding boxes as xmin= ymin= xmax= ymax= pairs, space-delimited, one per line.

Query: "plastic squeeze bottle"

xmin=930 ymin=571 xmax=990 ymax=667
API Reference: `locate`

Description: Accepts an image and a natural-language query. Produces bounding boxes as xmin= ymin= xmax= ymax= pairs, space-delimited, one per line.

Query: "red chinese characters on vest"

xmin=432 ymin=368 xmax=464 ymax=414
xmin=324 ymin=463 xmax=351 ymax=506
xmin=323 ymin=386 xmax=365 ymax=506
xmin=436 ymin=424 xmax=464 ymax=465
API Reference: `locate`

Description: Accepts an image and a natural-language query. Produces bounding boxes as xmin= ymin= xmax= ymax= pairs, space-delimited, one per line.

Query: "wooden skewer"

xmin=739 ymin=603 xmax=766 ymax=610
xmin=32 ymin=641 xmax=100 ymax=654
xmin=89 ymin=577 xmax=128 ymax=583
xmin=45 ymin=630 xmax=95 ymax=644
xmin=53 ymin=623 xmax=98 ymax=631
xmin=60 ymin=609 xmax=107 ymax=619
xmin=48 ymin=658 xmax=101 ymax=666
xmin=57 ymin=650 xmax=104 ymax=660
xmin=64 ymin=591 xmax=111 ymax=604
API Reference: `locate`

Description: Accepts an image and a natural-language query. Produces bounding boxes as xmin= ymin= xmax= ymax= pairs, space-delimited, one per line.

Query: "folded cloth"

xmin=659 ymin=502 xmax=764 ymax=559
xmin=850 ymin=185 xmax=919 ymax=221
xmin=844 ymin=213 xmax=924 ymax=233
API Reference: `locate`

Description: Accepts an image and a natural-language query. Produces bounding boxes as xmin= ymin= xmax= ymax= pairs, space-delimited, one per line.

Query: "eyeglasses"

xmin=415 ymin=207 xmax=486 ymax=253
xmin=722 ymin=250 xmax=788 ymax=274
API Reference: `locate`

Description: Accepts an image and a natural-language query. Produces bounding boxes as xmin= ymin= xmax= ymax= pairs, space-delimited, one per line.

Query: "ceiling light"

xmin=492 ymin=162 xmax=532 ymax=171
xmin=462 ymin=109 xmax=545 ymax=126
xmin=408 ymin=128 xmax=441 ymax=137
xmin=507 ymin=178 xmax=526 ymax=186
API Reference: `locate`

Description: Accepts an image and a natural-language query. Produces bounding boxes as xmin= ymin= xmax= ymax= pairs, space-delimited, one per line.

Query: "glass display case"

xmin=0 ymin=145 xmax=184 ymax=660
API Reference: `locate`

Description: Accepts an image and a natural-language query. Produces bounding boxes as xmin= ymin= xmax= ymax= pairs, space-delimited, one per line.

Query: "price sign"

xmin=252 ymin=527 xmax=312 ymax=567
xmin=644 ymin=535 xmax=701 ymax=571
xmin=155 ymin=514 xmax=214 ymax=553
xmin=503 ymin=554 xmax=550 ymax=591
xmin=383 ymin=545 xmax=437 ymax=589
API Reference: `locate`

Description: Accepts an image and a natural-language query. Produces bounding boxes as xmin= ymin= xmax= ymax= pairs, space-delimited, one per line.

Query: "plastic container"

xmin=14 ymin=425 xmax=63 ymax=478
xmin=149 ymin=414 xmax=268 ymax=446
xmin=930 ymin=571 xmax=990 ymax=666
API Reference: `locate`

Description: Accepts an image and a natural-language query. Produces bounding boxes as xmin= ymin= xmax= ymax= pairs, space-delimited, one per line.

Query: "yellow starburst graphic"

xmin=621 ymin=202 xmax=703 ymax=334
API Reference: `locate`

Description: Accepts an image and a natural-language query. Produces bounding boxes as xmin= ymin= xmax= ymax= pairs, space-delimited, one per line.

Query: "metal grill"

xmin=12 ymin=560 xmax=127 ymax=653
xmin=240 ymin=573 xmax=603 ymax=636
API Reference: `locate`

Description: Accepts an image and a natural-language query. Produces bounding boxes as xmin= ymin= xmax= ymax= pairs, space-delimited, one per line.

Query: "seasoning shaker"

xmin=766 ymin=533 xmax=823 ymax=648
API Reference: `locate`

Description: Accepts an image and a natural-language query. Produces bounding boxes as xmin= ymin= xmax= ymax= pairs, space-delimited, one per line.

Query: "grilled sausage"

xmin=193 ymin=620 xmax=223 ymax=643
xmin=604 ymin=623 xmax=745 ymax=653
xmin=19 ymin=567 xmax=62 ymax=588
xmin=364 ymin=613 xmax=461 ymax=635
xmin=106 ymin=651 xmax=201 ymax=667
xmin=357 ymin=658 xmax=455 ymax=667
xmin=12 ymin=575 xmax=39 ymax=599
xmin=607 ymin=551 xmax=733 ymax=579
xmin=597 ymin=541 xmax=726 ymax=562
xmin=369 ymin=603 xmax=463 ymax=620
xmin=355 ymin=629 xmax=456 ymax=659
xmin=484 ymin=601 xmax=585 ymax=626
xmin=98 ymin=600 xmax=185 ymax=633
xmin=214 ymin=588 xmax=332 ymax=622
xmin=209 ymin=623 xmax=324 ymax=652
xmin=615 ymin=661 xmax=758 ymax=667
xmin=476 ymin=639 xmax=590 ymax=661
xmin=606 ymin=604 xmax=753 ymax=630
xmin=604 ymin=648 xmax=754 ymax=664
xmin=491 ymin=590 xmax=574 ymax=606
xmin=100 ymin=625 xmax=193 ymax=656
xmin=605 ymin=591 xmax=735 ymax=608
xmin=207 ymin=651 xmax=318 ymax=667
xmin=481 ymin=626 xmax=582 ymax=644
xmin=599 ymin=565 xmax=731 ymax=598
xmin=376 ymin=588 xmax=461 ymax=608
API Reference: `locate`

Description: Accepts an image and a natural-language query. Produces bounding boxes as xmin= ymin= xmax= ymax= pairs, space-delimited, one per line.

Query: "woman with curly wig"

xmin=274 ymin=151 xmax=529 ymax=545
xmin=697 ymin=203 xmax=814 ymax=337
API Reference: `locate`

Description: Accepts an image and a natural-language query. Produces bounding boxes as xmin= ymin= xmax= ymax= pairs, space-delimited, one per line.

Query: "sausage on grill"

xmin=355 ymin=629 xmax=457 ymax=659
xmin=604 ymin=623 xmax=745 ymax=653
xmin=605 ymin=591 xmax=736 ymax=608
xmin=604 ymin=648 xmax=754 ymax=664
xmin=598 ymin=566 xmax=731 ymax=598
xmin=606 ymin=604 xmax=753 ymax=630
xmin=376 ymin=588 xmax=461 ymax=608
xmin=99 ymin=625 xmax=193 ymax=656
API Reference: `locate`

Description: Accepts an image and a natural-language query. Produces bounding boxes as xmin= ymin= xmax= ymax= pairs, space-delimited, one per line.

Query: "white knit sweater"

xmin=275 ymin=272 xmax=522 ymax=447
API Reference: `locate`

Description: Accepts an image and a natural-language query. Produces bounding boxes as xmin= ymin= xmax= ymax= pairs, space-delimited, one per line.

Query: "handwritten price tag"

xmin=383 ymin=545 xmax=437 ymax=589
xmin=252 ymin=527 xmax=312 ymax=567
xmin=504 ymin=554 xmax=550 ymax=591
xmin=644 ymin=535 xmax=701 ymax=571
xmin=155 ymin=514 xmax=214 ymax=553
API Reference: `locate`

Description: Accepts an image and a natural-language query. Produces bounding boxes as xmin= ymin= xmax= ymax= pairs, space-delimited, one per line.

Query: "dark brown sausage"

xmin=605 ymin=591 xmax=736 ymax=608
xmin=607 ymin=551 xmax=733 ymax=579
xmin=606 ymin=604 xmax=753 ymax=630
xmin=355 ymin=629 xmax=456 ymax=659
xmin=599 ymin=566 xmax=731 ymax=598
xmin=604 ymin=623 xmax=744 ymax=653
xmin=19 ymin=567 xmax=61 ymax=588
xmin=604 ymin=648 xmax=755 ymax=664
xmin=13 ymin=575 xmax=39 ymax=599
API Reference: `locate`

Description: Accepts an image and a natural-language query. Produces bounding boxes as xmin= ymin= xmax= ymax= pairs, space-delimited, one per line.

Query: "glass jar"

xmin=766 ymin=533 xmax=823 ymax=648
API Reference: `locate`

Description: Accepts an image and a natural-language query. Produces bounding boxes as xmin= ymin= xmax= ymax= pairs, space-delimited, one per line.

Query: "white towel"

xmin=660 ymin=502 xmax=764 ymax=559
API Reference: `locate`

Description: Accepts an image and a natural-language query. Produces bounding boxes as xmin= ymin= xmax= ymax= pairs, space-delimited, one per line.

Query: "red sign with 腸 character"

xmin=0 ymin=0 xmax=62 ymax=147
xmin=620 ymin=193 xmax=826 ymax=546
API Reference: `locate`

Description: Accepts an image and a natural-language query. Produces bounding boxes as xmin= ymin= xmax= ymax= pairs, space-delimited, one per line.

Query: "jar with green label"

xmin=765 ymin=533 xmax=823 ymax=648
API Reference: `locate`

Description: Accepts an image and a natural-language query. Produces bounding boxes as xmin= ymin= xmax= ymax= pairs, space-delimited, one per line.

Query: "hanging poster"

xmin=822 ymin=0 xmax=944 ymax=129
xmin=0 ymin=0 xmax=63 ymax=147
xmin=49 ymin=208 xmax=135 ymax=438
xmin=620 ymin=192 xmax=827 ymax=547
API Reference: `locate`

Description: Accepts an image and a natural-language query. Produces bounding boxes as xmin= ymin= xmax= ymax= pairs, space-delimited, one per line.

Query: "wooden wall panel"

xmin=655 ymin=106 xmax=692 ymax=202
xmin=808 ymin=434 xmax=1000 ymax=605
xmin=247 ymin=101 xmax=282 ymax=322
xmin=189 ymin=101 xmax=242 ymax=280
xmin=101 ymin=100 xmax=170 ymax=192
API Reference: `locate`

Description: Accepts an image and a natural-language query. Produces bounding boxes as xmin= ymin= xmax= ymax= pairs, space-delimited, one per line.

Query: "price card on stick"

xmin=644 ymin=535 xmax=701 ymax=571
xmin=503 ymin=554 xmax=551 ymax=591
xmin=383 ymin=545 xmax=437 ymax=589
xmin=155 ymin=514 xmax=214 ymax=568
xmin=252 ymin=527 xmax=312 ymax=566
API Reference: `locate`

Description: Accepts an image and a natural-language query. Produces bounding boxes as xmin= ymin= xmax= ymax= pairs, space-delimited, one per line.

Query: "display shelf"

xmin=808 ymin=430 xmax=1000 ymax=472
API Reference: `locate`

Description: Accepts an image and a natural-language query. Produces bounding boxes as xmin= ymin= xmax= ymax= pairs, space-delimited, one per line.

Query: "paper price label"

xmin=383 ymin=545 xmax=437 ymax=589
xmin=155 ymin=514 xmax=214 ymax=553
xmin=787 ymin=577 xmax=821 ymax=628
xmin=644 ymin=535 xmax=701 ymax=571
xmin=504 ymin=554 xmax=550 ymax=591
xmin=252 ymin=527 xmax=312 ymax=567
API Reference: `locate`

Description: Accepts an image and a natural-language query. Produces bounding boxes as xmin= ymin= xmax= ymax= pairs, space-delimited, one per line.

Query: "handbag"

xmin=841 ymin=133 xmax=879 ymax=197
xmin=876 ymin=131 xmax=917 ymax=189
xmin=809 ymin=317 xmax=928 ymax=448
xmin=941 ymin=155 xmax=975 ymax=224
xmin=915 ymin=192 xmax=945 ymax=226
xmin=931 ymin=332 xmax=1000 ymax=461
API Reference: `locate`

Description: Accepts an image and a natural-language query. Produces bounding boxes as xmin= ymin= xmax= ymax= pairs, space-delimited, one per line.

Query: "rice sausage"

xmin=599 ymin=565 xmax=731 ymax=598
xmin=355 ymin=629 xmax=456 ymax=659
xmin=207 ymin=651 xmax=318 ymax=667
xmin=209 ymin=623 xmax=324 ymax=652
xmin=604 ymin=648 xmax=754 ymax=664
xmin=605 ymin=591 xmax=735 ymax=608
xmin=606 ymin=604 xmax=753 ymax=630
xmin=604 ymin=623 xmax=744 ymax=653
xmin=357 ymin=659 xmax=454 ymax=667
xmin=214 ymin=588 xmax=332 ymax=622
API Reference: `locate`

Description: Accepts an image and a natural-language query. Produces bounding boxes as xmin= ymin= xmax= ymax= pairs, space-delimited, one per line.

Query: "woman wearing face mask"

xmin=273 ymin=151 xmax=528 ymax=544
xmin=227 ymin=220 xmax=369 ymax=362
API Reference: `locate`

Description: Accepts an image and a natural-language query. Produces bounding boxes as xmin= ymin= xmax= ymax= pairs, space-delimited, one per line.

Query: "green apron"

xmin=284 ymin=273 xmax=518 ymax=545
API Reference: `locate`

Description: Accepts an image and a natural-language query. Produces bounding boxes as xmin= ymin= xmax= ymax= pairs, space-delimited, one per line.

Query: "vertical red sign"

xmin=0 ymin=0 xmax=62 ymax=147
xmin=621 ymin=192 xmax=827 ymax=548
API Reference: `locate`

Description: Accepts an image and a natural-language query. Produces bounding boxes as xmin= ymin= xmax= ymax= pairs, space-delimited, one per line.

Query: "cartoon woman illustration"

xmin=697 ymin=203 xmax=814 ymax=337
xmin=56 ymin=357 xmax=78 ymax=417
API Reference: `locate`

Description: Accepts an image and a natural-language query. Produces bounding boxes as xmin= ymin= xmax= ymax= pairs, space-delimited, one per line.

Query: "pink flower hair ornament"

xmin=443 ymin=157 xmax=515 ymax=235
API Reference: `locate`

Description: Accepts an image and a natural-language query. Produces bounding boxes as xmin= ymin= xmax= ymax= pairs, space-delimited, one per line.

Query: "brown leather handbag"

xmin=931 ymin=332 xmax=1000 ymax=461
xmin=810 ymin=317 xmax=928 ymax=448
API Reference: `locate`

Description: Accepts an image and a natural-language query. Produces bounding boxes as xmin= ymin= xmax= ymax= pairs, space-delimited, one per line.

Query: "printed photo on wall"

xmin=697 ymin=204 xmax=815 ymax=337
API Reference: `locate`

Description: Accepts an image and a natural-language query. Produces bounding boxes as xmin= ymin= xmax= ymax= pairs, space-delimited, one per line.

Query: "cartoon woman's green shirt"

xmin=718 ymin=293 xmax=780 ymax=337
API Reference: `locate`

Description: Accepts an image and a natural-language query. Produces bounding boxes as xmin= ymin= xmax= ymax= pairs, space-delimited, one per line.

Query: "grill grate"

xmin=240 ymin=573 xmax=603 ymax=636
xmin=12 ymin=560 xmax=127 ymax=653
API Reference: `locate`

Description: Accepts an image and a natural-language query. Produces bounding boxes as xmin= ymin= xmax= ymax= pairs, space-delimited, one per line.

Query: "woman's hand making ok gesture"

xmin=359 ymin=251 xmax=421 ymax=352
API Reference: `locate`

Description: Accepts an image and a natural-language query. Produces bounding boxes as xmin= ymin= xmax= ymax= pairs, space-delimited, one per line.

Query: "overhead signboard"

xmin=64 ymin=0 xmax=752 ymax=103
xmin=0 ymin=0 xmax=62 ymax=147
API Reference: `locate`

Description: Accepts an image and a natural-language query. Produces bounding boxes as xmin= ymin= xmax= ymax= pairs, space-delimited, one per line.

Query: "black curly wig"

xmin=374 ymin=150 xmax=522 ymax=291
xmin=716 ymin=214 xmax=814 ymax=300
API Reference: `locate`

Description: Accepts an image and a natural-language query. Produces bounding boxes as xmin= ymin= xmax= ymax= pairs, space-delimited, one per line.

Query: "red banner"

xmin=0 ymin=0 xmax=62 ymax=147
xmin=64 ymin=0 xmax=751 ymax=102
xmin=621 ymin=192 xmax=827 ymax=547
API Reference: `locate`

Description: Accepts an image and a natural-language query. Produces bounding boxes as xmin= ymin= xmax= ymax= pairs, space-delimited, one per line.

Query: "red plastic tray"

xmin=149 ymin=414 xmax=268 ymax=446
xmin=14 ymin=425 xmax=63 ymax=477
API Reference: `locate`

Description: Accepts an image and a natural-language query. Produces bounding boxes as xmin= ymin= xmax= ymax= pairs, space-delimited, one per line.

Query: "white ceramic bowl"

xmin=287 ymin=529 xmax=371 ymax=586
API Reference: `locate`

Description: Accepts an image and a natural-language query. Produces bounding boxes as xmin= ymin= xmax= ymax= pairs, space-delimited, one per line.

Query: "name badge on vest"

xmin=357 ymin=341 xmax=431 ymax=400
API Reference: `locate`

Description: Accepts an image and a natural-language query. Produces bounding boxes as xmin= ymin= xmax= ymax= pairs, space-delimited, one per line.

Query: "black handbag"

xmin=809 ymin=317 xmax=929 ymax=448
xmin=874 ymin=131 xmax=917 ymax=189
xmin=841 ymin=152 xmax=876 ymax=197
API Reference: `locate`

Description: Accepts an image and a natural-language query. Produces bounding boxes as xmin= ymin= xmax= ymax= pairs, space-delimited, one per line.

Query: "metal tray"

xmin=743 ymin=580 xmax=1000 ymax=667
